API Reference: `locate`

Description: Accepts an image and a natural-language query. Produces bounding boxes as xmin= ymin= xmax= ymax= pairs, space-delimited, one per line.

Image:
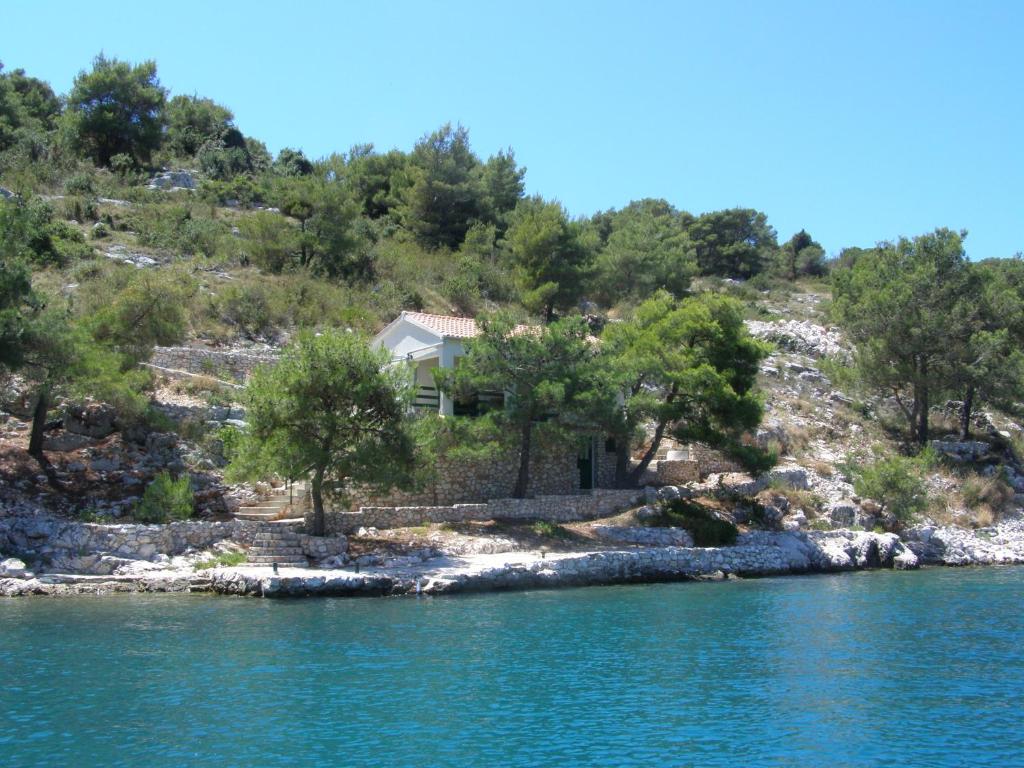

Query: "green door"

xmin=577 ymin=440 xmax=594 ymax=490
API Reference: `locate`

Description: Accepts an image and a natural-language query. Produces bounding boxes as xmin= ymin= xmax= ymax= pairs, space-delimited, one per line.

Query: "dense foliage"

xmin=438 ymin=314 xmax=598 ymax=497
xmin=831 ymin=230 xmax=1024 ymax=444
xmin=136 ymin=472 xmax=194 ymax=523
xmin=851 ymin=455 xmax=929 ymax=522
xmin=1 ymin=53 xmax=1021 ymax=506
xmin=599 ymin=291 xmax=772 ymax=485
xmin=228 ymin=330 xmax=417 ymax=535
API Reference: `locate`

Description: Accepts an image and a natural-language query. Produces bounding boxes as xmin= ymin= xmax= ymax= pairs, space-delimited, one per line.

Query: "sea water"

xmin=1 ymin=567 xmax=1022 ymax=767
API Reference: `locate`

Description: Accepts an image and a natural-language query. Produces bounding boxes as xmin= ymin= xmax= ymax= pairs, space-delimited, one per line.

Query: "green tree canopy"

xmin=439 ymin=314 xmax=599 ymax=498
xmin=832 ymin=228 xmax=974 ymax=444
xmin=164 ymin=94 xmax=236 ymax=158
xmin=948 ymin=257 xmax=1024 ymax=438
xmin=399 ymin=123 xmax=484 ymax=250
xmin=503 ymin=196 xmax=593 ymax=321
xmin=592 ymin=198 xmax=696 ymax=305
xmin=62 ymin=54 xmax=167 ymax=167
xmin=229 ymin=330 xmax=417 ymax=535
xmin=600 ymin=290 xmax=770 ymax=485
xmin=0 ymin=63 xmax=60 ymax=152
xmin=690 ymin=208 xmax=778 ymax=279
xmin=81 ymin=267 xmax=196 ymax=369
xmin=778 ymin=228 xmax=827 ymax=280
xmin=0 ymin=255 xmax=41 ymax=372
xmin=343 ymin=144 xmax=410 ymax=219
xmin=273 ymin=147 xmax=314 ymax=177
xmin=480 ymin=148 xmax=526 ymax=231
xmin=272 ymin=176 xmax=366 ymax=280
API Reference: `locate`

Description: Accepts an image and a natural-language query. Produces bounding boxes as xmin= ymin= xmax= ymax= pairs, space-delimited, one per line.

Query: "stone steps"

xmin=247 ymin=555 xmax=309 ymax=566
xmin=246 ymin=526 xmax=308 ymax=568
xmin=249 ymin=546 xmax=304 ymax=556
xmin=235 ymin=482 xmax=309 ymax=522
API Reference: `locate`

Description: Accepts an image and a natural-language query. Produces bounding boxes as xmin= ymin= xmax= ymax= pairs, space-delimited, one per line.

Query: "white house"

xmin=370 ymin=311 xmax=708 ymax=492
xmin=371 ymin=311 xmax=511 ymax=417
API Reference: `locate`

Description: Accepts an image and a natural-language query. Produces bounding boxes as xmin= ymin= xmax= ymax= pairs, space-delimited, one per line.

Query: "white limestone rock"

xmin=0 ymin=557 xmax=30 ymax=578
xmin=147 ymin=169 xmax=197 ymax=190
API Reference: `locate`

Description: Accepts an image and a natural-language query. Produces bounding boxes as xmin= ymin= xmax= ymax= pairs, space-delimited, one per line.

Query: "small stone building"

xmin=369 ymin=311 xmax=617 ymax=503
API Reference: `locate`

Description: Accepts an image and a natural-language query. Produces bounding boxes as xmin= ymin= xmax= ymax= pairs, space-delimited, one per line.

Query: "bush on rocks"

xmin=647 ymin=499 xmax=738 ymax=547
xmin=851 ymin=455 xmax=927 ymax=523
xmin=136 ymin=472 xmax=194 ymax=523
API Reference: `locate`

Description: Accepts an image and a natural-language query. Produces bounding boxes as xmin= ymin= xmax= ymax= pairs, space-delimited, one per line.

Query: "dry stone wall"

xmin=149 ymin=345 xmax=279 ymax=383
xmin=317 ymin=488 xmax=641 ymax=535
xmin=0 ymin=512 xmax=268 ymax=573
xmin=346 ymin=441 xmax=581 ymax=508
xmin=595 ymin=444 xmax=618 ymax=488
xmin=690 ymin=443 xmax=744 ymax=476
xmin=655 ymin=459 xmax=701 ymax=485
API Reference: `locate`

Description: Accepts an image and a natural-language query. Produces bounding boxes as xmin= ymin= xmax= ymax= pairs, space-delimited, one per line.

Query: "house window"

xmin=605 ymin=437 xmax=617 ymax=453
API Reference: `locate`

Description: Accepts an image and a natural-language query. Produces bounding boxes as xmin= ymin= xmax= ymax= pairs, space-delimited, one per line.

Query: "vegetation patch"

xmin=194 ymin=550 xmax=247 ymax=570
xmin=850 ymin=455 xmax=928 ymax=523
xmin=643 ymin=499 xmax=738 ymax=547
xmin=135 ymin=472 xmax=194 ymax=523
xmin=531 ymin=520 xmax=571 ymax=539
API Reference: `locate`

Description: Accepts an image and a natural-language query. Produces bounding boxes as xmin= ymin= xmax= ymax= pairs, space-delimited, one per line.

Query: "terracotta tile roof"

xmin=401 ymin=311 xmax=590 ymax=341
xmin=404 ymin=312 xmax=482 ymax=338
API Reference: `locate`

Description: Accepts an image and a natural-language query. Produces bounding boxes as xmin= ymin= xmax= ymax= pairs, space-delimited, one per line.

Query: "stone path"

xmin=235 ymin=482 xmax=307 ymax=522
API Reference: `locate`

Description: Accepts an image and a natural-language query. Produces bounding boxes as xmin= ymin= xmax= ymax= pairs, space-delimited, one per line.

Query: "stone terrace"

xmin=316 ymin=488 xmax=642 ymax=536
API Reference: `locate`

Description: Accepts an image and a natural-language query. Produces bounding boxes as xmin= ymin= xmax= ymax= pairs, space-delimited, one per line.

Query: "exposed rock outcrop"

xmin=147 ymin=169 xmax=197 ymax=190
xmin=746 ymin=319 xmax=849 ymax=360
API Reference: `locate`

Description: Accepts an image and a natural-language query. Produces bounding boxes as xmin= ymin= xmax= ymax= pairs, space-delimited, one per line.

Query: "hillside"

xmin=2 ymin=55 xmax=1024 ymax=584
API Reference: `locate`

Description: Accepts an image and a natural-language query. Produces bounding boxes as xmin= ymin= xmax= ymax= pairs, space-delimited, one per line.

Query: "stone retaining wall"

xmin=591 ymin=525 xmax=694 ymax=547
xmin=150 ymin=345 xmax=279 ymax=383
xmin=0 ymin=512 xmax=267 ymax=573
xmin=317 ymin=488 xmax=641 ymax=535
xmin=690 ymin=443 xmax=744 ymax=477
xmin=346 ymin=441 xmax=582 ymax=508
xmin=656 ymin=459 xmax=701 ymax=485
xmin=295 ymin=534 xmax=347 ymax=560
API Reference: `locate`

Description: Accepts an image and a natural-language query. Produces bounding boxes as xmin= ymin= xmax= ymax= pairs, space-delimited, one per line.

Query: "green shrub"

xmin=851 ymin=455 xmax=927 ymax=522
xmin=531 ymin=520 xmax=570 ymax=539
xmin=199 ymin=176 xmax=264 ymax=208
xmin=132 ymin=203 xmax=225 ymax=257
xmin=648 ymin=500 xmax=739 ymax=547
xmin=64 ymin=172 xmax=96 ymax=196
xmin=214 ymin=282 xmax=279 ymax=338
xmin=136 ymin=472 xmax=194 ymax=523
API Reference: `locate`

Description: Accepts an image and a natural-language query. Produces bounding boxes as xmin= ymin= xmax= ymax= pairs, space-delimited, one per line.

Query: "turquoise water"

xmin=1 ymin=568 xmax=1022 ymax=767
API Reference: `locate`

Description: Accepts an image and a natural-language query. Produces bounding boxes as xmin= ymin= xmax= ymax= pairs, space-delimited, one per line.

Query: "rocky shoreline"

xmin=4 ymin=521 xmax=1024 ymax=598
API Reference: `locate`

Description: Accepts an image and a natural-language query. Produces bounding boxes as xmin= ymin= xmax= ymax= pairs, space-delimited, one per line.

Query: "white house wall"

xmin=415 ymin=359 xmax=439 ymax=386
xmin=373 ymin=320 xmax=443 ymax=360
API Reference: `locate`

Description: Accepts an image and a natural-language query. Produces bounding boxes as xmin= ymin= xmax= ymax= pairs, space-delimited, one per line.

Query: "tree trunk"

xmin=310 ymin=467 xmax=326 ymax=537
xmin=916 ymin=381 xmax=930 ymax=446
xmin=960 ymin=385 xmax=975 ymax=441
xmin=27 ymin=387 xmax=67 ymax=493
xmin=28 ymin=387 xmax=49 ymax=460
xmin=627 ymin=418 xmax=667 ymax=487
xmin=614 ymin=437 xmax=632 ymax=488
xmin=626 ymin=384 xmax=678 ymax=486
xmin=513 ymin=421 xmax=533 ymax=498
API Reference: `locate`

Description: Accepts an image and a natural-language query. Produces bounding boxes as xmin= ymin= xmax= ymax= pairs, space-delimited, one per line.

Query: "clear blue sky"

xmin=3 ymin=0 xmax=1022 ymax=259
